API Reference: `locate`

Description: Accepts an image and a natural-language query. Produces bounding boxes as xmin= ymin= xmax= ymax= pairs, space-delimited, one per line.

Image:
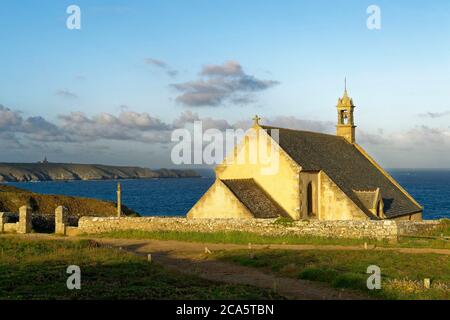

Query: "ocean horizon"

xmin=4 ymin=169 xmax=450 ymax=220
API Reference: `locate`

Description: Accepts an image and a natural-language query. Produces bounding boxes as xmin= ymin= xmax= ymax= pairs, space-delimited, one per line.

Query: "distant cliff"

xmin=0 ymin=163 xmax=199 ymax=182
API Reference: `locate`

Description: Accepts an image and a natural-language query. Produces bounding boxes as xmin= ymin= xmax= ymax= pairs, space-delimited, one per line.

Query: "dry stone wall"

xmin=396 ymin=220 xmax=441 ymax=235
xmin=77 ymin=216 xmax=441 ymax=240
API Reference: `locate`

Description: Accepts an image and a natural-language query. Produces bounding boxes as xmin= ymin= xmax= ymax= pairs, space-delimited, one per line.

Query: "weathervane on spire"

xmin=344 ymin=77 xmax=347 ymax=95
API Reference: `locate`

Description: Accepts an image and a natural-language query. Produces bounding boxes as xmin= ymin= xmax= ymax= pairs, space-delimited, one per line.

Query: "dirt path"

xmin=99 ymin=238 xmax=450 ymax=255
xmin=4 ymin=234 xmax=448 ymax=300
xmin=95 ymin=238 xmax=372 ymax=300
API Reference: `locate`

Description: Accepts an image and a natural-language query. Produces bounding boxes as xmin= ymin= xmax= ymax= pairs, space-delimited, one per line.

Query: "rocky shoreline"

xmin=0 ymin=163 xmax=199 ymax=182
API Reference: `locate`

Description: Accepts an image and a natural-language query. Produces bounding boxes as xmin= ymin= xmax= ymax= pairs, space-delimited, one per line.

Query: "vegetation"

xmin=92 ymin=224 xmax=450 ymax=249
xmin=0 ymin=184 xmax=138 ymax=218
xmin=272 ymin=217 xmax=295 ymax=226
xmin=419 ymin=219 xmax=450 ymax=237
xmin=0 ymin=238 xmax=280 ymax=300
xmin=91 ymin=229 xmax=375 ymax=245
xmin=213 ymin=249 xmax=450 ymax=300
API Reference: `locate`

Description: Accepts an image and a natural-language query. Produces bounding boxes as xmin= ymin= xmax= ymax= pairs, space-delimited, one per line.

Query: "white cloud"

xmin=173 ymin=110 xmax=233 ymax=130
xmin=171 ymin=61 xmax=279 ymax=107
xmin=56 ymin=89 xmax=78 ymax=99
xmin=418 ymin=111 xmax=450 ymax=119
xmin=58 ymin=111 xmax=172 ymax=143
xmin=2 ymin=102 xmax=450 ymax=168
xmin=145 ymin=57 xmax=178 ymax=77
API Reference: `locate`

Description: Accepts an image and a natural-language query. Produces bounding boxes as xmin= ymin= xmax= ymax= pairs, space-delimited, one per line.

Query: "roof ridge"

xmin=261 ymin=125 xmax=347 ymax=140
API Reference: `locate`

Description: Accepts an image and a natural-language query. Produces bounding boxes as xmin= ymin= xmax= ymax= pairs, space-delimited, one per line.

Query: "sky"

xmin=1 ymin=0 xmax=450 ymax=168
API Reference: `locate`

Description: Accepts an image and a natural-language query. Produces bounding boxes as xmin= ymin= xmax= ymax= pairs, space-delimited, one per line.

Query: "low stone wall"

xmin=0 ymin=212 xmax=19 ymax=233
xmin=76 ymin=217 xmax=441 ymax=240
xmin=397 ymin=220 xmax=441 ymax=235
xmin=3 ymin=222 xmax=19 ymax=233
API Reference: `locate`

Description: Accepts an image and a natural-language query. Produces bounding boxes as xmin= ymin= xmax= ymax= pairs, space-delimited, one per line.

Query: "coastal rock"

xmin=0 ymin=163 xmax=199 ymax=182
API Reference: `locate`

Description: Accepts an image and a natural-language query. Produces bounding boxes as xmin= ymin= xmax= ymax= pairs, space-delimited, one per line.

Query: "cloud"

xmin=0 ymin=104 xmax=69 ymax=142
xmin=419 ymin=111 xmax=450 ymax=118
xmin=145 ymin=58 xmax=168 ymax=68
xmin=58 ymin=111 xmax=172 ymax=143
xmin=21 ymin=116 xmax=70 ymax=142
xmin=5 ymin=100 xmax=450 ymax=168
xmin=200 ymin=61 xmax=244 ymax=77
xmin=0 ymin=104 xmax=174 ymax=145
xmin=171 ymin=61 xmax=279 ymax=107
xmin=173 ymin=110 xmax=233 ymax=131
xmin=145 ymin=57 xmax=178 ymax=77
xmin=390 ymin=125 xmax=450 ymax=148
xmin=357 ymin=129 xmax=388 ymax=145
xmin=56 ymin=89 xmax=78 ymax=99
xmin=0 ymin=104 xmax=22 ymax=130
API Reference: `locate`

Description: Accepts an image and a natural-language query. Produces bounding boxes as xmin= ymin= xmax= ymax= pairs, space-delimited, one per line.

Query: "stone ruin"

xmin=0 ymin=205 xmax=76 ymax=235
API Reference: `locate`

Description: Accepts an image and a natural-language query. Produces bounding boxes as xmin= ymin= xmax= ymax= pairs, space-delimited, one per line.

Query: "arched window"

xmin=307 ymin=182 xmax=313 ymax=217
xmin=340 ymin=110 xmax=348 ymax=125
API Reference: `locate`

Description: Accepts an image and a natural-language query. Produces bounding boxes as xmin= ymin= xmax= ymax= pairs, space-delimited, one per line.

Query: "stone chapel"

xmin=188 ymin=87 xmax=423 ymax=221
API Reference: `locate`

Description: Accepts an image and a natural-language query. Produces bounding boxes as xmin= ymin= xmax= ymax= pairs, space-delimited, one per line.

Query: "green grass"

xmin=213 ymin=249 xmax=450 ymax=300
xmin=272 ymin=217 xmax=295 ymax=226
xmin=91 ymin=229 xmax=379 ymax=245
xmin=425 ymin=219 xmax=450 ymax=237
xmin=0 ymin=238 xmax=280 ymax=300
xmin=90 ymin=227 xmax=450 ymax=249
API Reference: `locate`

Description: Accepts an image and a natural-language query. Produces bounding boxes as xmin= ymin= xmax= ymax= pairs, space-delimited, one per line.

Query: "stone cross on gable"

xmin=252 ymin=115 xmax=261 ymax=126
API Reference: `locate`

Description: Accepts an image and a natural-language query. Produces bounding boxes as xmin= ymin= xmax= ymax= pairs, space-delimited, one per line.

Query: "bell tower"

xmin=336 ymin=79 xmax=356 ymax=143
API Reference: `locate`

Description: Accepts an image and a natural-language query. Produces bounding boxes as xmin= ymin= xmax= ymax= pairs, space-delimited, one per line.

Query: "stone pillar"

xmin=55 ymin=206 xmax=68 ymax=235
xmin=117 ymin=183 xmax=122 ymax=217
xmin=18 ymin=206 xmax=32 ymax=234
xmin=0 ymin=212 xmax=9 ymax=233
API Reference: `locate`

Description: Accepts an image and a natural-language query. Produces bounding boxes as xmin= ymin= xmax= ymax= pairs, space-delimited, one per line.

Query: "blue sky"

xmin=1 ymin=1 xmax=450 ymax=168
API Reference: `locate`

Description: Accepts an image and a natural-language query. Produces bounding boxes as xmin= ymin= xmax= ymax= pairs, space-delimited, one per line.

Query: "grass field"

xmin=213 ymin=249 xmax=450 ymax=300
xmin=0 ymin=238 xmax=280 ymax=300
xmin=91 ymin=219 xmax=450 ymax=249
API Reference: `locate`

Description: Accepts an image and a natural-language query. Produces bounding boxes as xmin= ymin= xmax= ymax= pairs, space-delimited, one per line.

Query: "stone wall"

xmin=1 ymin=212 xmax=19 ymax=233
xmin=319 ymin=172 xmax=368 ymax=220
xmin=215 ymin=126 xmax=302 ymax=220
xmin=187 ymin=180 xmax=254 ymax=219
xmin=0 ymin=207 xmax=32 ymax=234
xmin=0 ymin=207 xmax=79 ymax=234
xmin=55 ymin=206 xmax=68 ymax=235
xmin=3 ymin=223 xmax=19 ymax=233
xmin=396 ymin=220 xmax=441 ymax=235
xmin=76 ymin=216 xmax=441 ymax=240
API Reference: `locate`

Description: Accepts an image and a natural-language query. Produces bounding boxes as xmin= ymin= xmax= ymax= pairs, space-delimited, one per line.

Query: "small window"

xmin=307 ymin=182 xmax=314 ymax=217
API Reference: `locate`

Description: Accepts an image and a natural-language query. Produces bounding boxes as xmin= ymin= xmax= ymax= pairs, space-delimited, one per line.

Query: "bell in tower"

xmin=336 ymin=79 xmax=356 ymax=143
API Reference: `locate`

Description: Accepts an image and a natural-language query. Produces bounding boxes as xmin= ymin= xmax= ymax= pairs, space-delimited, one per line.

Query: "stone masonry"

xmin=55 ymin=206 xmax=68 ymax=235
xmin=0 ymin=212 xmax=14 ymax=232
xmin=77 ymin=216 xmax=441 ymax=240
xmin=17 ymin=206 xmax=32 ymax=234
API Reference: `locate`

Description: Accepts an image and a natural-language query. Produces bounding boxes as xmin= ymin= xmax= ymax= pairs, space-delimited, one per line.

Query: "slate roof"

xmin=262 ymin=126 xmax=422 ymax=218
xmin=222 ymin=179 xmax=288 ymax=218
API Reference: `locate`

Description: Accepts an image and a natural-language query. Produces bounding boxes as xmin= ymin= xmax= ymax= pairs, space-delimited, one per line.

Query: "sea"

xmin=5 ymin=169 xmax=450 ymax=220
